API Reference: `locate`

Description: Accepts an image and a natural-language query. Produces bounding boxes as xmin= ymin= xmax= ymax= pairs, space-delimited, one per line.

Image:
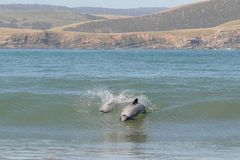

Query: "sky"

xmin=0 ymin=0 xmax=203 ymax=8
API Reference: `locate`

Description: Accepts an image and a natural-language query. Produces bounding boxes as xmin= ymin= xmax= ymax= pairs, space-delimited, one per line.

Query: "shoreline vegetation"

xmin=0 ymin=0 xmax=240 ymax=49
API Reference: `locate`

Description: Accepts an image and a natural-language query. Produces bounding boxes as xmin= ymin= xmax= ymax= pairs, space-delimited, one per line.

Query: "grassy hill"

xmin=0 ymin=4 xmax=105 ymax=30
xmin=0 ymin=4 xmax=167 ymax=16
xmin=0 ymin=4 xmax=167 ymax=30
xmin=0 ymin=18 xmax=240 ymax=49
xmin=0 ymin=11 xmax=104 ymax=30
xmin=0 ymin=1 xmax=240 ymax=49
xmin=74 ymin=7 xmax=168 ymax=16
xmin=217 ymin=19 xmax=240 ymax=28
xmin=1 ymin=18 xmax=240 ymax=36
xmin=65 ymin=0 xmax=240 ymax=33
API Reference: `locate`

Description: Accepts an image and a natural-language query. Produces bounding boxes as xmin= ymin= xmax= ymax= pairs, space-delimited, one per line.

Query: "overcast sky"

xmin=0 ymin=0 xmax=203 ymax=8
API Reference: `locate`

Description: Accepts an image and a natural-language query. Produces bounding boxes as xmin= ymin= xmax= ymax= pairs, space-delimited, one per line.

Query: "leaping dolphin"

xmin=120 ymin=98 xmax=146 ymax=122
xmin=99 ymin=100 xmax=117 ymax=113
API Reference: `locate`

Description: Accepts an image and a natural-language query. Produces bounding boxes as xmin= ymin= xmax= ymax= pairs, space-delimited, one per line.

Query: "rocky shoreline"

xmin=0 ymin=28 xmax=240 ymax=49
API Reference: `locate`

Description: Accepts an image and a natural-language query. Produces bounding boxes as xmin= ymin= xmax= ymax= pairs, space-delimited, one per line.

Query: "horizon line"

xmin=0 ymin=3 xmax=170 ymax=9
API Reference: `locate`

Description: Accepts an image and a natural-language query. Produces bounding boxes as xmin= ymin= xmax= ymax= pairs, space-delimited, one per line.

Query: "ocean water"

xmin=0 ymin=49 xmax=240 ymax=160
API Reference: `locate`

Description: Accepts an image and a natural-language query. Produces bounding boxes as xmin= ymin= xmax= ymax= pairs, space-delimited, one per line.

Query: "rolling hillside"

xmin=65 ymin=0 xmax=240 ymax=33
xmin=0 ymin=18 xmax=240 ymax=49
xmin=0 ymin=4 xmax=167 ymax=30
xmin=74 ymin=7 xmax=168 ymax=16
xmin=0 ymin=4 xmax=167 ymax=16
xmin=0 ymin=11 xmax=103 ymax=30
xmin=0 ymin=1 xmax=240 ymax=49
xmin=0 ymin=4 xmax=105 ymax=30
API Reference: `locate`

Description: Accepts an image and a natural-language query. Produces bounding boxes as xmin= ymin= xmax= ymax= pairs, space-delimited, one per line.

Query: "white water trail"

xmin=89 ymin=89 xmax=152 ymax=108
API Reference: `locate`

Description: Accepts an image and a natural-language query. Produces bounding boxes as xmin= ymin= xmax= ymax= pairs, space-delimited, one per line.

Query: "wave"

xmin=0 ymin=90 xmax=153 ymax=128
xmin=1 ymin=89 xmax=240 ymax=130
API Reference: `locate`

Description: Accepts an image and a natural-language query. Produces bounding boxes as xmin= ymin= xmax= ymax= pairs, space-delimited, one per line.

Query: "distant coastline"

xmin=0 ymin=0 xmax=240 ymax=49
xmin=0 ymin=24 xmax=239 ymax=49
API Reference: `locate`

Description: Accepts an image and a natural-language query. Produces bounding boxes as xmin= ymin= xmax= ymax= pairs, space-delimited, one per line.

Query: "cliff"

xmin=0 ymin=0 xmax=239 ymax=49
xmin=0 ymin=21 xmax=240 ymax=49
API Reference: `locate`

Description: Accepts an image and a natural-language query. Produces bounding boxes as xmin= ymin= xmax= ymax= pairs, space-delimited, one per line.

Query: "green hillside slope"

xmin=0 ymin=11 xmax=103 ymax=30
xmin=0 ymin=4 xmax=168 ymax=30
xmin=65 ymin=0 xmax=240 ymax=33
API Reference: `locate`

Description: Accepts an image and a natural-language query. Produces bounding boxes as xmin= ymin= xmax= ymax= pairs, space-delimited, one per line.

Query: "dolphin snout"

xmin=99 ymin=108 xmax=110 ymax=113
xmin=99 ymin=105 xmax=113 ymax=113
xmin=120 ymin=115 xmax=128 ymax=122
xmin=99 ymin=109 xmax=105 ymax=113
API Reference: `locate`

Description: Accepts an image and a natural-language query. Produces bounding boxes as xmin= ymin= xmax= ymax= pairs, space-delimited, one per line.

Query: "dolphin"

xmin=99 ymin=100 xmax=117 ymax=113
xmin=120 ymin=98 xmax=146 ymax=122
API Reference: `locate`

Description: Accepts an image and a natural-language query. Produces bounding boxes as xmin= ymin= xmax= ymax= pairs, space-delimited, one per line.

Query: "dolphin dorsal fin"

xmin=132 ymin=98 xmax=138 ymax=105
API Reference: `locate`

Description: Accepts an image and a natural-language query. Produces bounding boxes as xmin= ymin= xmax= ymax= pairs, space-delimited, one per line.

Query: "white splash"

xmin=89 ymin=90 xmax=152 ymax=112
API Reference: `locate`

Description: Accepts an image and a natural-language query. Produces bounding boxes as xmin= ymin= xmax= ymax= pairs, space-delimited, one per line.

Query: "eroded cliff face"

xmin=0 ymin=29 xmax=240 ymax=49
xmin=0 ymin=32 xmax=61 ymax=48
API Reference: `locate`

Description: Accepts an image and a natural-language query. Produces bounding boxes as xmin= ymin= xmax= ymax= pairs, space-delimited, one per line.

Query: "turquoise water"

xmin=0 ymin=49 xmax=240 ymax=159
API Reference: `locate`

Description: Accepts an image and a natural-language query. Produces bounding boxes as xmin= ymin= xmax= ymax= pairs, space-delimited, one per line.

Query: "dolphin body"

xmin=99 ymin=101 xmax=117 ymax=113
xmin=120 ymin=98 xmax=146 ymax=122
